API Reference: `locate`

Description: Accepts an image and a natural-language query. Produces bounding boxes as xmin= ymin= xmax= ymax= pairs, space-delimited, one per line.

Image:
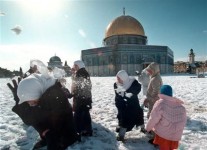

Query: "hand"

xmin=143 ymin=98 xmax=149 ymax=108
xmin=62 ymin=87 xmax=73 ymax=99
xmin=118 ymin=91 xmax=125 ymax=97
xmin=7 ymin=77 xmax=22 ymax=105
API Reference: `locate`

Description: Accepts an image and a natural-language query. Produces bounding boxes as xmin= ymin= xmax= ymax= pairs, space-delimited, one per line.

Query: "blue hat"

xmin=160 ymin=85 xmax=173 ymax=96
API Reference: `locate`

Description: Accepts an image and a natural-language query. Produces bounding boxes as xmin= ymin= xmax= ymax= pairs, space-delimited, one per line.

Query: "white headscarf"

xmin=145 ymin=62 xmax=160 ymax=76
xmin=74 ymin=60 xmax=85 ymax=69
xmin=116 ymin=70 xmax=135 ymax=91
xmin=17 ymin=73 xmax=56 ymax=104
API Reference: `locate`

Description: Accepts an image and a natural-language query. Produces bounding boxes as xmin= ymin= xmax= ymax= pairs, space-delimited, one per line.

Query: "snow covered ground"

xmin=0 ymin=75 xmax=207 ymax=150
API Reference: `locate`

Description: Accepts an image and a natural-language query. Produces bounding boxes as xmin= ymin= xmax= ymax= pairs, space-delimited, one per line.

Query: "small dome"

xmin=49 ymin=56 xmax=61 ymax=62
xmin=105 ymin=15 xmax=145 ymax=39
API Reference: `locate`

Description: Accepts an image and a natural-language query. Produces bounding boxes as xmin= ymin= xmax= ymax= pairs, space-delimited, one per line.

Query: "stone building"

xmin=174 ymin=61 xmax=188 ymax=73
xmin=47 ymin=55 xmax=71 ymax=76
xmin=174 ymin=49 xmax=207 ymax=74
xmin=48 ymin=55 xmax=63 ymax=69
xmin=81 ymin=13 xmax=174 ymax=76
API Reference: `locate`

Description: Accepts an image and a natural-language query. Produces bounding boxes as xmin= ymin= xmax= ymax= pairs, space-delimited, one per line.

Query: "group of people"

xmin=114 ymin=62 xmax=187 ymax=150
xmin=7 ymin=60 xmax=92 ymax=150
xmin=7 ymin=60 xmax=187 ymax=150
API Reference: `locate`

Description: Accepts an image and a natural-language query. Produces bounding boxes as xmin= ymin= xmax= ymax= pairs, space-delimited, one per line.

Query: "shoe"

xmin=148 ymin=139 xmax=158 ymax=147
xmin=148 ymin=139 xmax=154 ymax=144
xmin=140 ymin=127 xmax=147 ymax=134
xmin=32 ymin=139 xmax=47 ymax=150
xmin=77 ymin=133 xmax=81 ymax=142
xmin=146 ymin=131 xmax=154 ymax=138
xmin=116 ymin=136 xmax=125 ymax=142
xmin=115 ymin=126 xmax=120 ymax=133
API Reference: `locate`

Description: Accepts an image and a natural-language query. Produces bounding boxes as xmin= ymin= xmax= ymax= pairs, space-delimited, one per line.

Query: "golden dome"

xmin=105 ymin=15 xmax=145 ymax=39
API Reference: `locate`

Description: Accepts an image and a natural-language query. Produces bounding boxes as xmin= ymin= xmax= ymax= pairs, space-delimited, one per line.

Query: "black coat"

xmin=12 ymin=82 xmax=78 ymax=148
xmin=73 ymin=68 xmax=92 ymax=111
xmin=114 ymin=80 xmax=144 ymax=131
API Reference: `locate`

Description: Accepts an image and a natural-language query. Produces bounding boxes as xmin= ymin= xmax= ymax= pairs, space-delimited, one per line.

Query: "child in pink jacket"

xmin=146 ymin=85 xmax=187 ymax=150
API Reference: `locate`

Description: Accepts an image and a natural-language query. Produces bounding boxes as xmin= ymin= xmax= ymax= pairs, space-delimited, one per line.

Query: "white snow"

xmin=0 ymin=75 xmax=207 ymax=150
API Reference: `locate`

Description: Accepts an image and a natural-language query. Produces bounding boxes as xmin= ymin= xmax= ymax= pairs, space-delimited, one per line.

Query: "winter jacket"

xmin=146 ymin=94 xmax=187 ymax=141
xmin=73 ymin=68 xmax=92 ymax=111
xmin=12 ymin=82 xmax=78 ymax=148
xmin=145 ymin=62 xmax=163 ymax=118
xmin=114 ymin=80 xmax=144 ymax=131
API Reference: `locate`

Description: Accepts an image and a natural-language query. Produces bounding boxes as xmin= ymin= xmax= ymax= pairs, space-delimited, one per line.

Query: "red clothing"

xmin=154 ymin=134 xmax=179 ymax=150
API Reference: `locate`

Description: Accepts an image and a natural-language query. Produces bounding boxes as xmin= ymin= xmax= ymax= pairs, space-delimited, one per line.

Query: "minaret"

xmin=123 ymin=7 xmax=125 ymax=15
xmin=64 ymin=61 xmax=68 ymax=66
xmin=189 ymin=49 xmax=195 ymax=64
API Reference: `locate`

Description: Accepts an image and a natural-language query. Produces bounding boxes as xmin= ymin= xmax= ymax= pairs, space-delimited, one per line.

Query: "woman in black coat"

xmin=72 ymin=60 xmax=93 ymax=136
xmin=8 ymin=74 xmax=79 ymax=150
xmin=114 ymin=70 xmax=144 ymax=141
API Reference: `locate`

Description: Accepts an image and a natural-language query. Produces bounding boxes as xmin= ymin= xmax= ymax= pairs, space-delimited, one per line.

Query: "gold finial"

xmin=123 ymin=7 xmax=125 ymax=15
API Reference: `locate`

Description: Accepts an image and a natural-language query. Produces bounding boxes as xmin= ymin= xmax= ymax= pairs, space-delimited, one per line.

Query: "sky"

xmin=1 ymin=75 xmax=207 ymax=149
xmin=0 ymin=0 xmax=207 ymax=72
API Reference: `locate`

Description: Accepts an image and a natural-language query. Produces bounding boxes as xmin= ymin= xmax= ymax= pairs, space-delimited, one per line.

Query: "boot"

xmin=140 ymin=125 xmax=147 ymax=134
xmin=117 ymin=127 xmax=126 ymax=142
xmin=148 ymin=138 xmax=159 ymax=147
xmin=116 ymin=136 xmax=125 ymax=142
xmin=115 ymin=126 xmax=120 ymax=133
xmin=77 ymin=133 xmax=81 ymax=142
